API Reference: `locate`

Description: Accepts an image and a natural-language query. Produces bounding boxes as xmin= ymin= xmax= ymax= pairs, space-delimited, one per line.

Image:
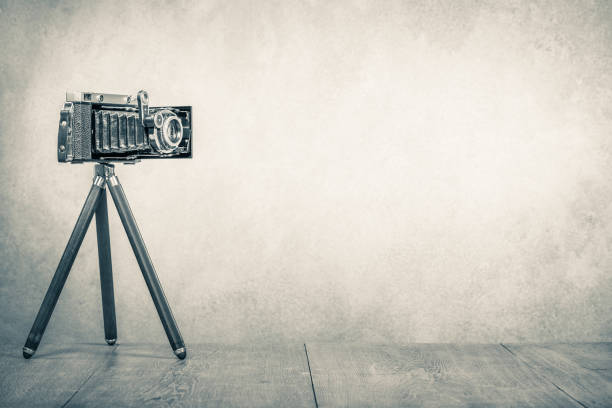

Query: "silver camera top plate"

xmin=66 ymin=92 xmax=138 ymax=106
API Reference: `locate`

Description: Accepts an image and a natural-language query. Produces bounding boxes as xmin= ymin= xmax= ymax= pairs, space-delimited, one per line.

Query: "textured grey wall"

xmin=1 ymin=0 xmax=611 ymax=345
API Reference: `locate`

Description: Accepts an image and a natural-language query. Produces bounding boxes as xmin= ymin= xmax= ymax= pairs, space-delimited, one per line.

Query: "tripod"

xmin=23 ymin=163 xmax=186 ymax=359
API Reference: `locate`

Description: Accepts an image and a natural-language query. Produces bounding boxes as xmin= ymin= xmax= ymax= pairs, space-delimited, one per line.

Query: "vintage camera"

xmin=58 ymin=90 xmax=192 ymax=162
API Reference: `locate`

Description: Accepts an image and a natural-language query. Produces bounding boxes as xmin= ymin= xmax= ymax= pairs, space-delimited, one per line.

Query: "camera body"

xmin=58 ymin=91 xmax=192 ymax=163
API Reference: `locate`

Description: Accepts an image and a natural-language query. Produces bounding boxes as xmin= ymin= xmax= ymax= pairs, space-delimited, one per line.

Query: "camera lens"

xmin=150 ymin=110 xmax=183 ymax=153
xmin=165 ymin=117 xmax=182 ymax=144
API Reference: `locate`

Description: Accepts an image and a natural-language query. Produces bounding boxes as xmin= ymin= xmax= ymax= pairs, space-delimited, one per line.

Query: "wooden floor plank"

xmin=0 ymin=343 xmax=116 ymax=408
xmin=66 ymin=343 xmax=315 ymax=408
xmin=2 ymin=343 xmax=609 ymax=407
xmin=307 ymin=343 xmax=582 ymax=408
xmin=504 ymin=343 xmax=612 ymax=408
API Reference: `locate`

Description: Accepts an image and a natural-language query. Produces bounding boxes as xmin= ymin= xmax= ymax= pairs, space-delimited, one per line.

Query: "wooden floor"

xmin=0 ymin=343 xmax=610 ymax=407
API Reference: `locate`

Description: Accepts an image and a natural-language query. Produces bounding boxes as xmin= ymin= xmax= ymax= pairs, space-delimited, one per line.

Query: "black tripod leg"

xmin=95 ymin=188 xmax=117 ymax=345
xmin=106 ymin=173 xmax=186 ymax=359
xmin=23 ymin=175 xmax=105 ymax=359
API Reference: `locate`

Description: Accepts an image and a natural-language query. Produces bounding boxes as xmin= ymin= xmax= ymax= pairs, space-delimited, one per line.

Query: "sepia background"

xmin=1 ymin=0 xmax=611 ymax=346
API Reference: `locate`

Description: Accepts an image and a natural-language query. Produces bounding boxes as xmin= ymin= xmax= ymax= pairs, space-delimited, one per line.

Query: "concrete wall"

xmin=1 ymin=0 xmax=611 ymax=345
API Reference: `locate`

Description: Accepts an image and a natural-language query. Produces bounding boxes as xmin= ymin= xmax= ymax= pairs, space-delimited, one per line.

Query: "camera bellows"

xmin=94 ymin=110 xmax=147 ymax=153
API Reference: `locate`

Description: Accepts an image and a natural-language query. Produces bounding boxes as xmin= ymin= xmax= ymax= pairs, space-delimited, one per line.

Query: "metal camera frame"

xmin=23 ymin=162 xmax=187 ymax=359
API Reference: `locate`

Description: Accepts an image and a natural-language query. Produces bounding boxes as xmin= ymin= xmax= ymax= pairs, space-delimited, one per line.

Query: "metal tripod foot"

xmin=174 ymin=347 xmax=186 ymax=359
xmin=22 ymin=347 xmax=35 ymax=359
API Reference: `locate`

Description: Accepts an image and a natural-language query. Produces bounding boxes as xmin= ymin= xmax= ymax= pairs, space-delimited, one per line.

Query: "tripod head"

xmin=94 ymin=162 xmax=115 ymax=177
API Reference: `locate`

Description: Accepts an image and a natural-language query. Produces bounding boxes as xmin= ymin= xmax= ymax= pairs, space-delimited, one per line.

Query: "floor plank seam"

xmin=499 ymin=343 xmax=515 ymax=356
xmin=60 ymin=344 xmax=119 ymax=408
xmin=303 ymin=344 xmax=319 ymax=408
xmin=499 ymin=343 xmax=590 ymax=408
xmin=549 ymin=380 xmax=590 ymax=408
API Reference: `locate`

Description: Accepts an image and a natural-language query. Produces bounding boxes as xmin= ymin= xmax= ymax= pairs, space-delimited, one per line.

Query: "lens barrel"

xmin=151 ymin=110 xmax=183 ymax=153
